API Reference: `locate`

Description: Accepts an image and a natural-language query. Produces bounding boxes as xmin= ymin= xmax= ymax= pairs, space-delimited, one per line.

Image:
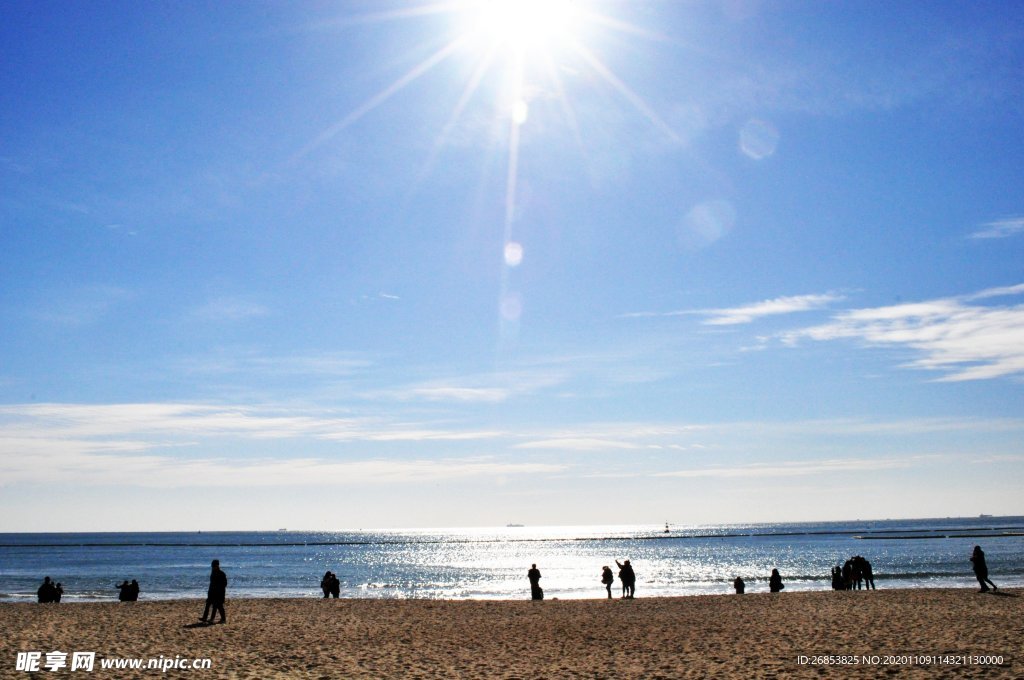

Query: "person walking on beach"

xmin=970 ymin=545 xmax=997 ymax=593
xmin=601 ymin=566 xmax=615 ymax=599
xmin=615 ymin=559 xmax=635 ymax=598
xmin=769 ymin=568 xmax=784 ymax=593
xmin=201 ymin=559 xmax=228 ymax=624
xmin=528 ymin=564 xmax=543 ymax=600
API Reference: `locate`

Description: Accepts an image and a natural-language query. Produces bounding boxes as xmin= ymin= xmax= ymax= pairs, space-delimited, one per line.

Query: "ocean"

xmin=2 ymin=517 xmax=1022 ymax=602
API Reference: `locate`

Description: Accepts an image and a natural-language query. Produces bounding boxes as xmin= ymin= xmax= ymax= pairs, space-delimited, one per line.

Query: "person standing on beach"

xmin=601 ymin=566 xmax=615 ymax=599
xmin=321 ymin=571 xmax=333 ymax=599
xmin=37 ymin=577 xmax=57 ymax=603
xmin=769 ymin=569 xmax=784 ymax=593
xmin=970 ymin=546 xmax=997 ymax=593
xmin=615 ymin=559 xmax=635 ymax=598
xmin=733 ymin=576 xmax=745 ymax=594
xmin=201 ymin=559 xmax=228 ymax=624
xmin=528 ymin=564 xmax=543 ymax=600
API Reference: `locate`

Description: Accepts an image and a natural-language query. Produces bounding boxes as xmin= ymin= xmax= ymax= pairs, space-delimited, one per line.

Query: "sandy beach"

xmin=2 ymin=589 xmax=1019 ymax=678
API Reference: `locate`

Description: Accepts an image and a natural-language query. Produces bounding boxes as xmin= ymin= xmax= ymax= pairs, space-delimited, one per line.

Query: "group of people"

xmin=36 ymin=577 xmax=63 ymax=603
xmin=320 ymin=570 xmax=341 ymax=598
xmin=732 ymin=569 xmax=785 ymax=594
xmin=831 ymin=555 xmax=875 ymax=590
xmin=116 ymin=579 xmax=140 ymax=601
xmin=32 ymin=545 xmax=1006 ymax=608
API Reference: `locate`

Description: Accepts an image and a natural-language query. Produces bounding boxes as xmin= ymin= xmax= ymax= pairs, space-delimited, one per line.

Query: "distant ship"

xmin=979 ymin=514 xmax=993 ymax=519
xmin=506 ymin=523 xmax=525 ymax=528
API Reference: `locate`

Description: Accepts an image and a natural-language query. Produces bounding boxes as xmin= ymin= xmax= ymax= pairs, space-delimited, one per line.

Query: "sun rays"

xmin=295 ymin=1 xmax=680 ymax=337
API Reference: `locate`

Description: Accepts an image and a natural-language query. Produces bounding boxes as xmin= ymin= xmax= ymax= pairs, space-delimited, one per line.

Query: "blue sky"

xmin=1 ymin=0 xmax=1022 ymax=531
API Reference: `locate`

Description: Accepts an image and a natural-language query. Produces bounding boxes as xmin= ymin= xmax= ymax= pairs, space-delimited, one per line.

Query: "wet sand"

xmin=2 ymin=589 xmax=1020 ymax=678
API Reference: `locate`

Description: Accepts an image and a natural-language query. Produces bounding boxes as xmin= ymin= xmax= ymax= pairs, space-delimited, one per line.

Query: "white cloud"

xmin=514 ymin=438 xmax=643 ymax=451
xmin=783 ymin=284 xmax=1024 ymax=381
xmin=969 ymin=217 xmax=1024 ymax=239
xmin=0 ymin=402 xmax=559 ymax=487
xmin=701 ymin=293 xmax=845 ymax=325
xmin=655 ymin=457 xmax=920 ymax=479
xmin=190 ymin=296 xmax=269 ymax=322
xmin=623 ymin=293 xmax=843 ymax=325
xmin=30 ymin=285 xmax=134 ymax=326
xmin=372 ymin=369 xmax=568 ymax=403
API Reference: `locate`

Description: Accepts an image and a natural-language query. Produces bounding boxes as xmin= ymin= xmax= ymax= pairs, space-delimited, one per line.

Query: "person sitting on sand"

xmin=601 ymin=566 xmax=615 ymax=599
xmin=733 ymin=576 xmax=745 ymax=594
xmin=970 ymin=546 xmax=997 ymax=593
xmin=37 ymin=577 xmax=57 ymax=603
xmin=769 ymin=569 xmax=784 ymax=593
xmin=615 ymin=559 xmax=635 ymax=599
xmin=528 ymin=564 xmax=543 ymax=600
xmin=201 ymin=559 xmax=228 ymax=624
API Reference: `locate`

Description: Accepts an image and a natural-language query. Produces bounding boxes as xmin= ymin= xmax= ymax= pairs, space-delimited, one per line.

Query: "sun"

xmin=465 ymin=0 xmax=581 ymax=52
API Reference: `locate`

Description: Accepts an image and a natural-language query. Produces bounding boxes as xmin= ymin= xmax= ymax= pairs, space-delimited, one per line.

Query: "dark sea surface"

xmin=2 ymin=517 xmax=1022 ymax=602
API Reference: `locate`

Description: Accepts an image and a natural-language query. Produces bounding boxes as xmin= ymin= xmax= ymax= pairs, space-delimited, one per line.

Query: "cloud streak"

xmin=655 ymin=456 xmax=921 ymax=479
xmin=783 ymin=284 xmax=1024 ymax=381
xmin=622 ymin=293 xmax=843 ymax=325
xmin=969 ymin=217 xmax=1024 ymax=239
xmin=700 ymin=293 xmax=846 ymax=325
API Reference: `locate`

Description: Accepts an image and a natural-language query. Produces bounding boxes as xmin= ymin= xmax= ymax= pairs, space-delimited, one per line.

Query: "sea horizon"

xmin=4 ymin=516 xmax=1022 ymax=603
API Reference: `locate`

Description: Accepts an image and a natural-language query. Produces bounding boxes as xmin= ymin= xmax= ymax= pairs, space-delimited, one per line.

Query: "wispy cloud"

xmin=622 ymin=293 xmax=843 ymax=325
xmin=30 ymin=285 xmax=134 ymax=326
xmin=701 ymin=293 xmax=845 ymax=325
xmin=783 ymin=284 xmax=1024 ymax=381
xmin=655 ymin=456 xmax=922 ymax=479
xmin=190 ymin=296 xmax=269 ymax=322
xmin=969 ymin=217 xmax=1024 ymax=239
xmin=370 ymin=370 xmax=568 ymax=404
xmin=0 ymin=402 xmax=551 ymax=487
xmin=514 ymin=438 xmax=643 ymax=451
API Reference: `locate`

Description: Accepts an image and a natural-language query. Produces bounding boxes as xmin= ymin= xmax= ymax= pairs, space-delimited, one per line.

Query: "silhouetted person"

xmin=970 ymin=545 xmax=997 ymax=593
xmin=329 ymin=572 xmax=340 ymax=598
xmin=200 ymin=559 xmax=227 ymax=623
xmin=601 ymin=566 xmax=614 ymax=599
xmin=37 ymin=577 xmax=57 ymax=603
xmin=616 ymin=559 xmax=635 ymax=598
xmin=831 ymin=566 xmax=843 ymax=591
xmin=733 ymin=576 xmax=745 ymax=594
xmin=842 ymin=559 xmax=853 ymax=590
xmin=117 ymin=580 xmax=132 ymax=602
xmin=54 ymin=583 xmax=63 ymax=602
xmin=769 ymin=568 xmax=784 ymax=593
xmin=851 ymin=555 xmax=866 ymax=590
xmin=528 ymin=564 xmax=543 ymax=600
xmin=862 ymin=560 xmax=875 ymax=590
xmin=321 ymin=571 xmax=333 ymax=599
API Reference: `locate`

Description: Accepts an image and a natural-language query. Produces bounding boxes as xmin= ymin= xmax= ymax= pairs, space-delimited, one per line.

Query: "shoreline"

xmin=2 ymin=579 xmax=1015 ymax=605
xmin=4 ymin=589 xmax=1019 ymax=678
